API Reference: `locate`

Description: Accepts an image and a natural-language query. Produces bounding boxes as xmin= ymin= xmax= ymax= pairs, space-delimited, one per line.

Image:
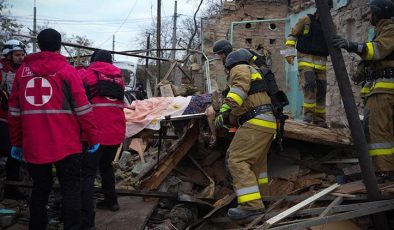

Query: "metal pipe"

xmin=314 ymin=0 xmax=389 ymax=229
xmin=12 ymin=33 xmax=184 ymax=63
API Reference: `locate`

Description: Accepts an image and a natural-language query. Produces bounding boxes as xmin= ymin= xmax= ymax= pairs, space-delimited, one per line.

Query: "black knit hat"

xmin=37 ymin=28 xmax=61 ymax=52
xmin=91 ymin=50 xmax=113 ymax=64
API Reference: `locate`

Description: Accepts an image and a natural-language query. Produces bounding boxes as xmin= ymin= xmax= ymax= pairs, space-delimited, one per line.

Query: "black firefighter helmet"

xmin=213 ymin=39 xmax=233 ymax=56
xmin=224 ymin=48 xmax=253 ymax=69
xmin=369 ymin=0 xmax=394 ymax=25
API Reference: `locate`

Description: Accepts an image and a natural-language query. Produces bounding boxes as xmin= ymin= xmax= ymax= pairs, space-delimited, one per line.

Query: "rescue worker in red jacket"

xmin=79 ymin=50 xmax=125 ymax=229
xmin=8 ymin=28 xmax=99 ymax=230
xmin=0 ymin=39 xmax=26 ymax=199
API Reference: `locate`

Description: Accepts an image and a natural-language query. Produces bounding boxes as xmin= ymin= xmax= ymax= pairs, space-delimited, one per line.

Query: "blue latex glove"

xmin=87 ymin=144 xmax=100 ymax=154
xmin=11 ymin=146 xmax=23 ymax=161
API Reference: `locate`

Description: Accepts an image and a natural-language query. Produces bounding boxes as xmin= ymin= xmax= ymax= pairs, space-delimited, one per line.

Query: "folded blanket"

xmin=124 ymin=96 xmax=192 ymax=137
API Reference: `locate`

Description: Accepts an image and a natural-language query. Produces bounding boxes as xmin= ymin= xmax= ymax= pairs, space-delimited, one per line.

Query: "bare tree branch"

xmin=186 ymin=0 xmax=203 ymax=50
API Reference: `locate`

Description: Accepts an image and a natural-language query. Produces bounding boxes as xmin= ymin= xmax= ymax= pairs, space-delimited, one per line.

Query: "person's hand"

xmin=285 ymin=55 xmax=295 ymax=65
xmin=332 ymin=35 xmax=359 ymax=53
xmin=11 ymin=146 xmax=23 ymax=161
xmin=88 ymin=144 xmax=100 ymax=154
xmin=215 ymin=104 xmax=230 ymax=128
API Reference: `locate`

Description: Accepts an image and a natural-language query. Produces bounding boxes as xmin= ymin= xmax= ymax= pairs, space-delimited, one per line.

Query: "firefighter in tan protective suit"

xmin=214 ymin=48 xmax=276 ymax=220
xmin=285 ymin=0 xmax=333 ymax=127
xmin=333 ymin=0 xmax=394 ymax=179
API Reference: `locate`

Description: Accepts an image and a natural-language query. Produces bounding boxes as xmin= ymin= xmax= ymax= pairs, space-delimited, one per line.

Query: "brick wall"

xmin=202 ymin=0 xmax=289 ymax=91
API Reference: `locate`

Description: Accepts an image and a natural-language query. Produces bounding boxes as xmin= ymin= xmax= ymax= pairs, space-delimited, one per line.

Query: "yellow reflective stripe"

xmin=315 ymin=108 xmax=326 ymax=113
xmin=365 ymin=42 xmax=374 ymax=60
xmin=303 ymin=102 xmax=316 ymax=108
xmin=258 ymin=177 xmax=268 ymax=184
xmin=250 ymin=67 xmax=262 ymax=80
xmin=374 ymin=82 xmax=394 ymax=90
xmin=298 ymin=61 xmax=327 ymax=71
xmin=369 ymin=148 xmax=393 ymax=156
xmin=247 ymin=118 xmax=277 ymax=129
xmin=251 ymin=72 xmax=262 ymax=80
xmin=237 ymin=192 xmax=262 ymax=203
xmin=227 ymin=92 xmax=243 ymax=106
xmin=360 ymin=86 xmax=371 ymax=94
xmin=286 ymin=40 xmax=296 ymax=46
xmin=303 ymin=29 xmax=309 ymax=34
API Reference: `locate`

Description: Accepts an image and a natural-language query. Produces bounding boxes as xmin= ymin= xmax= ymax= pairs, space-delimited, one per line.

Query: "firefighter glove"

xmin=215 ymin=104 xmax=231 ymax=128
xmin=332 ymin=35 xmax=363 ymax=54
xmin=11 ymin=146 xmax=23 ymax=161
xmin=88 ymin=143 xmax=100 ymax=154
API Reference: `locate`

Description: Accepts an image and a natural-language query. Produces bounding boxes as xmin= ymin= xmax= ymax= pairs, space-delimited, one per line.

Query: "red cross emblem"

xmin=25 ymin=77 xmax=53 ymax=106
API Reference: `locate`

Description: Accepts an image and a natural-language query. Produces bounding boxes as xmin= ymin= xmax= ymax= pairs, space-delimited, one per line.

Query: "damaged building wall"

xmin=289 ymin=0 xmax=370 ymax=125
xmin=202 ymin=0 xmax=289 ymax=91
xmin=202 ymin=0 xmax=370 ymax=125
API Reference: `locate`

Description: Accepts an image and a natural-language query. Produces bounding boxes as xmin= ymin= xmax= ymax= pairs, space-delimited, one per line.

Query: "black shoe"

xmin=227 ymin=207 xmax=265 ymax=220
xmin=96 ymin=200 xmax=120 ymax=211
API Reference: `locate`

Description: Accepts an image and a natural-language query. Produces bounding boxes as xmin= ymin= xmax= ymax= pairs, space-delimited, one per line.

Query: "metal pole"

xmin=145 ymin=33 xmax=151 ymax=88
xmin=314 ymin=0 xmax=389 ymax=229
xmin=13 ymin=33 xmax=182 ymax=62
xmin=32 ymin=0 xmax=37 ymax=53
xmin=112 ymin=34 xmax=115 ymax=61
xmin=171 ymin=0 xmax=177 ymax=61
xmin=171 ymin=0 xmax=178 ymax=82
xmin=156 ymin=0 xmax=161 ymax=85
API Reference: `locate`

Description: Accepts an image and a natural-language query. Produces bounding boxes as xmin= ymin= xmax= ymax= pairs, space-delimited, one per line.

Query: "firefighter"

xmin=8 ymin=28 xmax=99 ymax=230
xmin=285 ymin=0 xmax=333 ymax=127
xmin=333 ymin=0 xmax=394 ymax=179
xmin=80 ymin=50 xmax=125 ymax=229
xmin=0 ymin=39 xmax=26 ymax=199
xmin=215 ymin=48 xmax=276 ymax=220
xmin=213 ymin=39 xmax=272 ymax=69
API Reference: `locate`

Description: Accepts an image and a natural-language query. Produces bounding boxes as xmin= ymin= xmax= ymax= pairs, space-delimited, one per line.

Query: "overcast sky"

xmin=7 ymin=0 xmax=202 ymax=61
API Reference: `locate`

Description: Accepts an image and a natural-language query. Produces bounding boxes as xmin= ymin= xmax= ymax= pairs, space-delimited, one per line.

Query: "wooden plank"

xmin=95 ymin=196 xmax=158 ymax=230
xmin=261 ymin=183 xmax=340 ymax=229
xmin=318 ymin=196 xmax=343 ymax=218
xmin=265 ymin=199 xmax=394 ymax=230
xmin=335 ymin=180 xmax=365 ymax=194
xmin=284 ymin=119 xmax=352 ymax=146
xmin=141 ymin=123 xmax=199 ymax=191
xmin=186 ymin=193 xmax=236 ymax=230
xmin=159 ymin=84 xmax=175 ymax=97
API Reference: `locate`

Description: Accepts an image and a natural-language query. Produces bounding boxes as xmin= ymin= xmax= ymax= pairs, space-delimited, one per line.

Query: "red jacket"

xmin=80 ymin=62 xmax=125 ymax=145
xmin=0 ymin=58 xmax=16 ymax=123
xmin=8 ymin=52 xmax=99 ymax=164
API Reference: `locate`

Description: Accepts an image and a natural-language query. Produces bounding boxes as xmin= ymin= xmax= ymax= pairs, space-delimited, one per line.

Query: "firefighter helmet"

xmin=2 ymin=39 xmax=26 ymax=55
xmin=369 ymin=0 xmax=394 ymax=25
xmin=224 ymin=48 xmax=253 ymax=69
xmin=213 ymin=39 xmax=233 ymax=56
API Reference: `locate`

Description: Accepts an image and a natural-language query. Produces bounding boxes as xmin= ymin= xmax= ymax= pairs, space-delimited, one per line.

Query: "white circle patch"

xmin=25 ymin=77 xmax=53 ymax=106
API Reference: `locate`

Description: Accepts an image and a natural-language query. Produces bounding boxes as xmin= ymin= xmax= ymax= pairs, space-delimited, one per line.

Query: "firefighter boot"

xmin=227 ymin=207 xmax=265 ymax=220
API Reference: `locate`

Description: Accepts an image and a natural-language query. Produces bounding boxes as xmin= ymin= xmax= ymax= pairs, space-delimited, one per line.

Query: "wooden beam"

xmin=141 ymin=122 xmax=199 ymax=190
xmin=267 ymin=199 xmax=394 ymax=230
xmin=284 ymin=119 xmax=352 ymax=147
xmin=318 ymin=196 xmax=343 ymax=218
xmin=261 ymin=183 xmax=340 ymax=229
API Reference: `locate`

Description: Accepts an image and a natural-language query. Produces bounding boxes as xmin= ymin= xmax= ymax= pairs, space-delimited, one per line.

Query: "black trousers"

xmin=0 ymin=121 xmax=20 ymax=182
xmin=28 ymin=153 xmax=82 ymax=230
xmin=81 ymin=144 xmax=119 ymax=229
